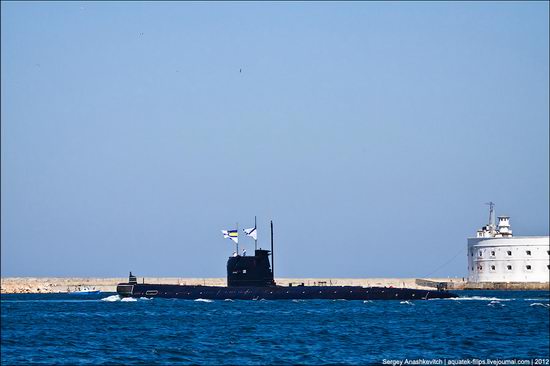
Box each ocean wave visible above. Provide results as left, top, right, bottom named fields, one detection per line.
left=529, top=303, right=550, bottom=308
left=446, top=296, right=512, bottom=302
left=121, top=297, right=137, bottom=302
left=400, top=301, right=414, bottom=305
left=224, top=299, right=234, bottom=302
left=194, top=298, right=213, bottom=303
left=487, top=300, right=505, bottom=307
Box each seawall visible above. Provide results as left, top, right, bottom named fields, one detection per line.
left=1, top=277, right=548, bottom=294
left=1, top=277, right=457, bottom=294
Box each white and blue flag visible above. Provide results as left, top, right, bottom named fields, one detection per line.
left=243, top=227, right=257, bottom=241
left=221, top=229, right=238, bottom=244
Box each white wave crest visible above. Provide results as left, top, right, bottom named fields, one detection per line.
left=194, top=298, right=213, bottom=303
left=400, top=300, right=414, bottom=305
left=447, top=296, right=512, bottom=301
left=363, top=300, right=373, bottom=303
left=530, top=303, right=550, bottom=308
left=224, top=299, right=234, bottom=302
left=139, top=297, right=152, bottom=300
left=101, top=295, right=121, bottom=302
left=121, top=297, right=137, bottom=302
left=487, top=300, right=505, bottom=307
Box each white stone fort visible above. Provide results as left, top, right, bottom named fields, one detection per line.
left=467, top=202, right=550, bottom=283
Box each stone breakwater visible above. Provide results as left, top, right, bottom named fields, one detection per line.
left=1, top=277, right=547, bottom=294
left=2, top=277, right=463, bottom=294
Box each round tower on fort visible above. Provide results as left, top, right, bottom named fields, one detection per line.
left=467, top=204, right=549, bottom=283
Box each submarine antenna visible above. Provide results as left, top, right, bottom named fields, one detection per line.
left=236, top=222, right=239, bottom=255
left=254, top=216, right=257, bottom=251
left=270, top=220, right=274, bottom=277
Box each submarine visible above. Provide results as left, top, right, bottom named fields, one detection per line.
left=117, top=221, right=458, bottom=300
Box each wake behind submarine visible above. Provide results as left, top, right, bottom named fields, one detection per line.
left=117, top=221, right=458, bottom=300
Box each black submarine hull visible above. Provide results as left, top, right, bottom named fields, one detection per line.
left=117, top=283, right=458, bottom=300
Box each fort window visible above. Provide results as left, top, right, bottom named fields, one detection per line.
left=507, top=251, right=512, bottom=256
left=479, top=251, right=483, bottom=257
left=526, top=265, right=532, bottom=270
left=526, top=250, right=531, bottom=256
left=491, top=251, right=495, bottom=256
left=507, top=265, right=512, bottom=270
left=490, top=265, right=495, bottom=271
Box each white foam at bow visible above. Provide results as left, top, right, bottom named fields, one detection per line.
left=101, top=295, right=121, bottom=302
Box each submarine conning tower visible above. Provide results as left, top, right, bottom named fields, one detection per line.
left=227, top=221, right=276, bottom=287
left=227, top=249, right=275, bottom=287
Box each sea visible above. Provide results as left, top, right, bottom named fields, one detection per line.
left=1, top=291, right=549, bottom=365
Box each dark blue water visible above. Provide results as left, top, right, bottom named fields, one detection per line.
left=2, top=291, right=549, bottom=365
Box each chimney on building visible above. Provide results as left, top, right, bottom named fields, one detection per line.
left=497, top=216, right=513, bottom=237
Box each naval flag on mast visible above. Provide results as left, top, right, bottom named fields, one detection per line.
left=221, top=229, right=238, bottom=244
left=243, top=227, right=257, bottom=241
left=244, top=216, right=258, bottom=251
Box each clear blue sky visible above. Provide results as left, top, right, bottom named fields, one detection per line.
left=2, top=2, right=548, bottom=278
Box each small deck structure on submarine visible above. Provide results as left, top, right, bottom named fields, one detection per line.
left=117, top=221, right=457, bottom=300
